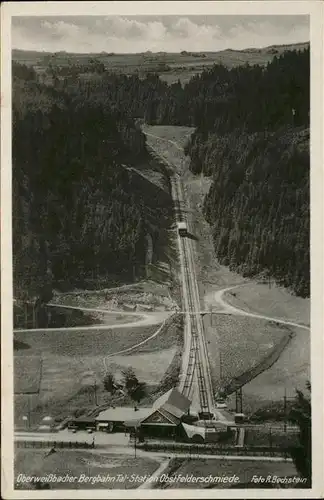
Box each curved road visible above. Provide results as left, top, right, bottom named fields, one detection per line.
left=214, top=285, right=309, bottom=330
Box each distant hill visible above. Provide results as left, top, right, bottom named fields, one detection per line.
left=12, top=41, right=309, bottom=65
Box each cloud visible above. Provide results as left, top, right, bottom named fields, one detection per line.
left=41, top=20, right=83, bottom=39
left=12, top=16, right=309, bottom=53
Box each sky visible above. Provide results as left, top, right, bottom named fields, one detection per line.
left=12, top=15, right=309, bottom=54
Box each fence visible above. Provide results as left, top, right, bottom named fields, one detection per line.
left=16, top=440, right=95, bottom=450
left=137, top=441, right=292, bottom=458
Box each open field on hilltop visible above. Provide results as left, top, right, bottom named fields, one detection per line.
left=14, top=448, right=159, bottom=490
left=224, top=284, right=310, bottom=326
left=13, top=43, right=309, bottom=85
left=161, top=458, right=298, bottom=489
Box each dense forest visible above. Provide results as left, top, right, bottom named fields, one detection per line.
left=185, top=50, right=310, bottom=297
left=13, top=46, right=309, bottom=299
left=12, top=65, right=172, bottom=301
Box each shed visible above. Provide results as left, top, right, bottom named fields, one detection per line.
left=68, top=416, right=96, bottom=431
left=95, top=407, right=151, bottom=432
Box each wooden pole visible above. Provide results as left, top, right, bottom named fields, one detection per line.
left=28, top=395, right=31, bottom=430
left=24, top=302, right=28, bottom=329
left=94, top=380, right=98, bottom=406
left=284, top=388, right=287, bottom=433
left=32, top=303, right=36, bottom=328
left=239, top=387, right=243, bottom=413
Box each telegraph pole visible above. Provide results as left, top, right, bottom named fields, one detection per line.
left=28, top=395, right=31, bottom=429
left=94, top=379, right=98, bottom=406
left=235, top=388, right=243, bottom=414
left=219, top=349, right=222, bottom=383
left=283, top=387, right=287, bottom=433
left=239, top=387, right=243, bottom=413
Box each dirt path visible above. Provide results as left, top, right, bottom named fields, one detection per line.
left=15, top=304, right=171, bottom=333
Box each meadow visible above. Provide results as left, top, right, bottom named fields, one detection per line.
left=164, top=458, right=298, bottom=489
left=14, top=325, right=158, bottom=357
left=14, top=315, right=182, bottom=426
left=14, top=448, right=159, bottom=490
left=224, top=284, right=310, bottom=326
left=13, top=42, right=309, bottom=86
left=204, top=314, right=291, bottom=391
left=14, top=356, right=42, bottom=394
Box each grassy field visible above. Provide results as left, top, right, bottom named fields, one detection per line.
left=239, top=324, right=310, bottom=412
left=244, top=428, right=299, bottom=448
left=224, top=284, right=310, bottom=326
left=14, top=325, right=159, bottom=357
left=14, top=448, right=159, bottom=490
left=13, top=43, right=309, bottom=85
left=163, top=458, right=298, bottom=489
left=14, top=356, right=42, bottom=394
left=204, top=314, right=290, bottom=392
left=14, top=347, right=178, bottom=426
left=14, top=314, right=182, bottom=426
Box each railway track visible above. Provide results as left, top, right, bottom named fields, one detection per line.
left=146, top=140, right=215, bottom=416
left=172, top=176, right=214, bottom=414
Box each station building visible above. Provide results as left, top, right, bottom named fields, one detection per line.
left=95, top=388, right=191, bottom=438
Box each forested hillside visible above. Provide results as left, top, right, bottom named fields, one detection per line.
left=184, top=49, right=310, bottom=297
left=13, top=46, right=310, bottom=299
left=12, top=67, right=172, bottom=300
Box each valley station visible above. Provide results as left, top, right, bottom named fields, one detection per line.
left=68, top=388, right=233, bottom=442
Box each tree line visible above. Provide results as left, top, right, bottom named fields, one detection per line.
left=184, top=49, right=309, bottom=297
left=13, top=47, right=309, bottom=297
left=12, top=70, right=171, bottom=301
